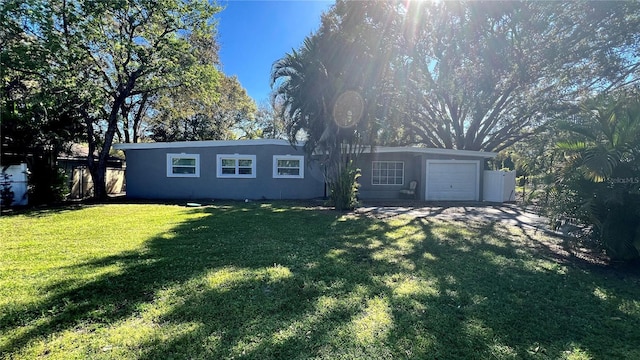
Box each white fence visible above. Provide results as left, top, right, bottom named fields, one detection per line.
left=483, top=170, right=516, bottom=203
left=1, top=163, right=29, bottom=206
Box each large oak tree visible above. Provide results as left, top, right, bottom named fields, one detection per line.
left=276, top=1, right=640, bottom=153
left=397, top=1, right=640, bottom=151
left=2, top=0, right=224, bottom=200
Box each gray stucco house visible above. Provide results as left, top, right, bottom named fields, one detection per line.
left=114, top=139, right=497, bottom=201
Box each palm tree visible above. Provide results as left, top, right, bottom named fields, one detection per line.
left=271, top=36, right=333, bottom=152
left=271, top=34, right=371, bottom=210
left=554, top=94, right=640, bottom=261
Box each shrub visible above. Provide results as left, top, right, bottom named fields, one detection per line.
left=548, top=94, right=640, bottom=262
left=28, top=162, right=68, bottom=205
left=328, top=161, right=360, bottom=211
left=0, top=172, right=14, bottom=207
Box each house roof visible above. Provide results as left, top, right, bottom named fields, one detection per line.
left=113, top=139, right=299, bottom=150
left=58, top=143, right=124, bottom=161
left=371, top=146, right=497, bottom=158
left=113, top=139, right=496, bottom=158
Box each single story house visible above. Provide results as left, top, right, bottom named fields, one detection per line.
left=113, top=139, right=498, bottom=201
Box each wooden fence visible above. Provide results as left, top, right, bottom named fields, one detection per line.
left=70, top=167, right=125, bottom=199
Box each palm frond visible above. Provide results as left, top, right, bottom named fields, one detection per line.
left=556, top=141, right=588, bottom=151
left=580, top=145, right=620, bottom=182
left=556, top=122, right=598, bottom=142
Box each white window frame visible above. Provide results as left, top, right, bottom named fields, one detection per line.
left=216, top=154, right=256, bottom=178
left=167, top=153, right=200, bottom=178
left=372, top=161, right=404, bottom=185
left=273, top=155, right=305, bottom=179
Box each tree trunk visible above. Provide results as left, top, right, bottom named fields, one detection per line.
left=91, top=90, right=134, bottom=200
left=85, top=139, right=107, bottom=201
left=94, top=100, right=124, bottom=200
left=132, top=93, right=149, bottom=143
left=121, top=101, right=131, bottom=144
left=85, top=112, right=99, bottom=200
left=91, top=70, right=140, bottom=200
left=92, top=163, right=107, bottom=200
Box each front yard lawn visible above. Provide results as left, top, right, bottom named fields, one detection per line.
left=1, top=203, right=639, bottom=359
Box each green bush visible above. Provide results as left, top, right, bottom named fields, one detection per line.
left=328, top=161, right=360, bottom=211
left=545, top=167, right=640, bottom=261
left=28, top=162, right=68, bottom=205
left=597, top=193, right=640, bottom=261
left=545, top=93, right=640, bottom=262
left=0, top=172, right=15, bottom=207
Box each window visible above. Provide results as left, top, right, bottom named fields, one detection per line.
left=217, top=154, right=256, bottom=178
left=167, top=154, right=200, bottom=177
left=372, top=161, right=404, bottom=185
left=273, top=155, right=304, bottom=179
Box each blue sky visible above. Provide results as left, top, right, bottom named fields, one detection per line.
left=215, top=0, right=334, bottom=104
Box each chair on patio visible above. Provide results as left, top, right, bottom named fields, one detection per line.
left=399, top=180, right=418, bottom=199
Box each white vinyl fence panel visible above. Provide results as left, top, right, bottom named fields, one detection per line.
left=483, top=170, right=516, bottom=203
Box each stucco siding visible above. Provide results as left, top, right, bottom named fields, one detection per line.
left=117, top=140, right=496, bottom=201
left=357, top=152, right=490, bottom=201
left=124, top=144, right=324, bottom=200
left=357, top=152, right=422, bottom=200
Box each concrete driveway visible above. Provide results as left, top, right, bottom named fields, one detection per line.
left=355, top=202, right=549, bottom=231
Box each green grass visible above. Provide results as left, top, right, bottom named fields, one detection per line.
left=1, top=203, right=639, bottom=359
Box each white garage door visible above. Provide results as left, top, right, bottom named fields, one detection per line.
left=426, top=160, right=479, bottom=201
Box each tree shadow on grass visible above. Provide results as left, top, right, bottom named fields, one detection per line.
left=1, top=204, right=342, bottom=357
left=389, top=217, right=640, bottom=358
left=1, top=203, right=89, bottom=218
left=2, top=204, right=640, bottom=359
left=138, top=213, right=640, bottom=359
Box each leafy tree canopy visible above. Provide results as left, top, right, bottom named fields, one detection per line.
left=2, top=0, right=225, bottom=200
left=275, top=0, right=640, bottom=152
left=149, top=74, right=256, bottom=142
